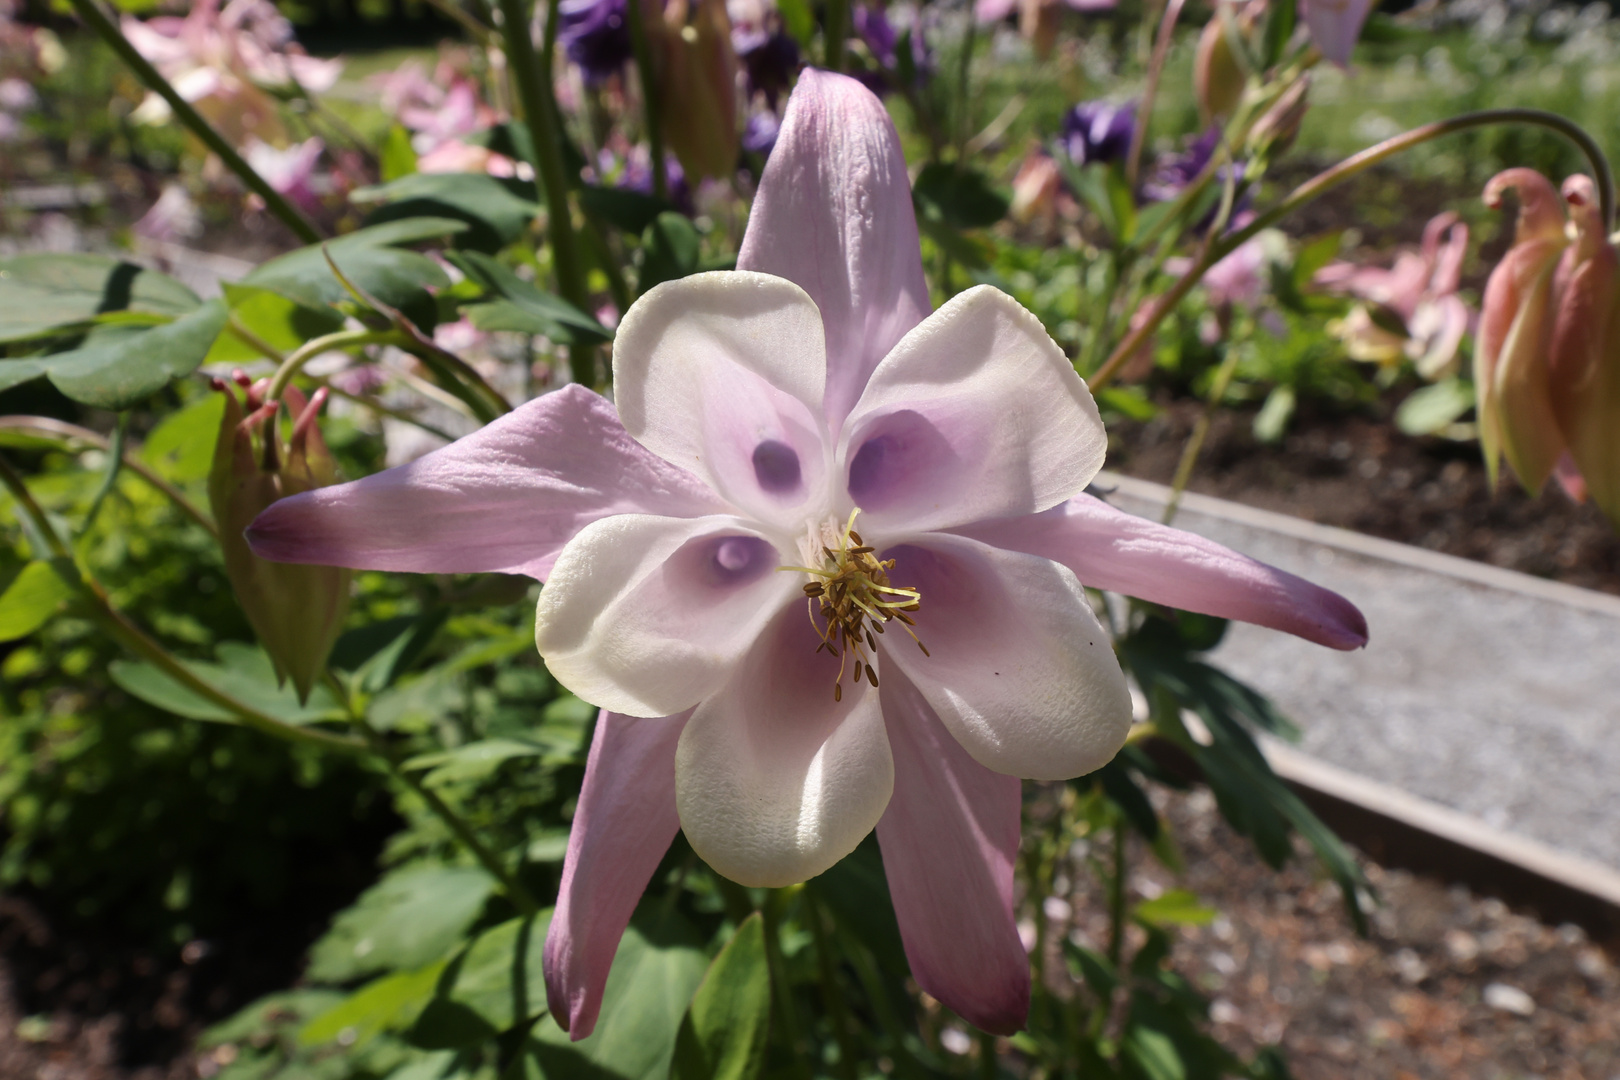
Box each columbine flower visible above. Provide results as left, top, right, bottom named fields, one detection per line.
left=1299, top=0, right=1375, bottom=67
left=243, top=136, right=325, bottom=213
left=1475, top=168, right=1569, bottom=495
left=1316, top=211, right=1473, bottom=379
left=1061, top=100, right=1135, bottom=168
left=1544, top=175, right=1620, bottom=524
left=558, top=0, right=634, bottom=84
left=247, top=71, right=1365, bottom=1035
left=122, top=0, right=341, bottom=147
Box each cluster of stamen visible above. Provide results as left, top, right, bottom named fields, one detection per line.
left=779, top=510, right=927, bottom=702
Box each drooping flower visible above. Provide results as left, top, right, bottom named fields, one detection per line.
left=976, top=0, right=1117, bottom=58
left=1061, top=100, right=1135, bottom=168
left=1547, top=175, right=1620, bottom=524
left=212, top=375, right=350, bottom=702
left=558, top=0, right=635, bottom=84
left=851, top=4, right=931, bottom=94
left=651, top=0, right=741, bottom=180
left=1315, top=211, right=1473, bottom=379
left=1298, top=0, right=1376, bottom=67
left=247, top=71, right=1366, bottom=1036
left=1194, top=8, right=1246, bottom=122
left=243, top=136, right=325, bottom=213
left=1476, top=168, right=1569, bottom=494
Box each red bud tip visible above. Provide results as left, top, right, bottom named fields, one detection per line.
left=232, top=369, right=253, bottom=387
left=209, top=376, right=228, bottom=392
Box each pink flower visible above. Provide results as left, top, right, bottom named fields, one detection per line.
left=1316, top=212, right=1473, bottom=378
left=247, top=71, right=1365, bottom=1036
left=244, top=136, right=325, bottom=212
left=1299, top=0, right=1376, bottom=67
left=122, top=0, right=341, bottom=147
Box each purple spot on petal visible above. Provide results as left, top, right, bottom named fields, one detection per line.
left=847, top=410, right=957, bottom=514
left=682, top=534, right=776, bottom=589
left=752, top=440, right=802, bottom=494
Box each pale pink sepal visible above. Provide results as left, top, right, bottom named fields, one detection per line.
left=955, top=495, right=1369, bottom=650
left=544, top=709, right=690, bottom=1039
left=736, top=70, right=931, bottom=431
left=1300, top=0, right=1377, bottom=67
left=246, top=385, right=725, bottom=581
left=875, top=667, right=1029, bottom=1035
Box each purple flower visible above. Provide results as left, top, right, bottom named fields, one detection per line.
left=734, top=28, right=800, bottom=107
left=1143, top=127, right=1251, bottom=229
left=852, top=4, right=931, bottom=94
left=741, top=110, right=781, bottom=156
left=558, top=0, right=634, bottom=84
left=248, top=71, right=1366, bottom=1039
left=1061, top=100, right=1135, bottom=167
left=617, top=147, right=695, bottom=215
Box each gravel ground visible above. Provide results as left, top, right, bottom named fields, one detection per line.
left=1059, top=788, right=1620, bottom=1080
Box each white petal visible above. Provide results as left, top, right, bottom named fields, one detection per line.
left=676, top=606, right=893, bottom=887
left=612, top=271, right=833, bottom=529
left=876, top=533, right=1131, bottom=780
left=838, top=286, right=1107, bottom=533
left=535, top=514, right=798, bottom=718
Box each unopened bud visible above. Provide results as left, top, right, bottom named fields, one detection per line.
left=1194, top=10, right=1246, bottom=123
left=1547, top=174, right=1620, bottom=525
left=1475, top=168, right=1570, bottom=495
left=208, top=379, right=350, bottom=702
left=1247, top=74, right=1309, bottom=159
left=654, top=0, right=740, bottom=181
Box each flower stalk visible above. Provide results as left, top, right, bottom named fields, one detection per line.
left=65, top=0, right=322, bottom=245
left=1091, top=108, right=1617, bottom=390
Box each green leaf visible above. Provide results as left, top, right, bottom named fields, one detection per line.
left=912, top=162, right=1010, bottom=230
left=1092, top=760, right=1160, bottom=840
left=354, top=173, right=541, bottom=254
left=1259, top=0, right=1296, bottom=69
left=404, top=737, right=557, bottom=785
left=242, top=217, right=465, bottom=327
left=204, top=283, right=345, bottom=365
left=108, top=641, right=344, bottom=725
left=141, top=393, right=227, bottom=483
left=775, top=0, right=814, bottom=44
left=381, top=124, right=419, bottom=182
left=1062, top=941, right=1119, bottom=1000
left=1095, top=385, right=1160, bottom=422
left=638, top=212, right=702, bottom=294
left=1133, top=889, right=1216, bottom=928
left=1395, top=378, right=1474, bottom=436
left=1252, top=384, right=1296, bottom=444
left=579, top=186, right=677, bottom=236
left=451, top=251, right=611, bottom=344
left=307, top=865, right=497, bottom=984
left=6, top=299, right=229, bottom=409
left=0, top=253, right=199, bottom=344
left=432, top=911, right=553, bottom=1037
left=302, top=962, right=448, bottom=1048
left=529, top=903, right=708, bottom=1079
left=671, top=913, right=771, bottom=1080
left=0, top=560, right=75, bottom=642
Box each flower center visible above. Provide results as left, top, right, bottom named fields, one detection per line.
left=779, top=510, right=928, bottom=701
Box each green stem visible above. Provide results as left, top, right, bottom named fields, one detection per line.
left=804, top=891, right=859, bottom=1080
left=66, top=0, right=321, bottom=245
left=0, top=417, right=216, bottom=538
left=499, top=0, right=590, bottom=348
left=79, top=412, right=127, bottom=534
left=1106, top=820, right=1128, bottom=967
left=825, top=0, right=849, bottom=72
left=953, top=15, right=978, bottom=156
left=1092, top=108, right=1617, bottom=390
left=266, top=329, right=395, bottom=403
left=626, top=0, right=668, bottom=200
left=761, top=886, right=812, bottom=1078
left=318, top=381, right=461, bottom=443
left=1124, top=0, right=1186, bottom=190
left=0, top=456, right=364, bottom=755
left=1161, top=346, right=1240, bottom=526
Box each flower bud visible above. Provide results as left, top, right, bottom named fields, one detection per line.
left=209, top=375, right=351, bottom=702
left=1548, top=175, right=1620, bottom=524
left=654, top=0, right=741, bottom=181
left=1009, top=149, right=1062, bottom=224
left=1246, top=74, right=1309, bottom=160
left=1194, top=10, right=1246, bottom=123
left=1475, top=168, right=1569, bottom=495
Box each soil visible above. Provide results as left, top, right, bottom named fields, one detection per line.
left=1105, top=396, right=1620, bottom=596
left=1058, top=787, right=1620, bottom=1080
